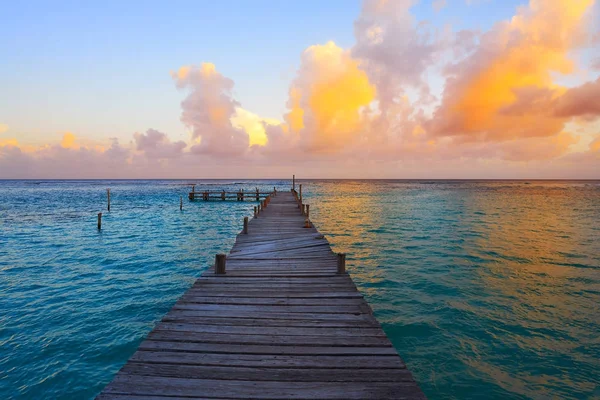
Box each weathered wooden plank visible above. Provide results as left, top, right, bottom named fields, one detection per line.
left=147, top=330, right=393, bottom=347
left=155, top=323, right=386, bottom=337
left=138, top=341, right=396, bottom=355
left=120, top=363, right=416, bottom=382
left=103, top=375, right=426, bottom=399
left=161, top=315, right=378, bottom=328
left=130, top=351, right=406, bottom=368
left=175, top=291, right=363, bottom=298
left=172, top=303, right=369, bottom=314
left=175, top=296, right=364, bottom=306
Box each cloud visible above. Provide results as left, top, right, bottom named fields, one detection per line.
left=133, top=129, right=187, bottom=159
left=284, top=41, right=376, bottom=152
left=0, top=137, right=133, bottom=179
left=429, top=0, right=595, bottom=142
left=0, top=123, right=8, bottom=134
left=353, top=0, right=441, bottom=109
left=230, top=108, right=280, bottom=147
left=553, top=77, right=600, bottom=118
left=61, top=132, right=78, bottom=149
left=172, top=63, right=249, bottom=156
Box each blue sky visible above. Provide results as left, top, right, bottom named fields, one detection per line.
left=0, top=0, right=528, bottom=145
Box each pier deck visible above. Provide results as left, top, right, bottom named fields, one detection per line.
left=97, top=190, right=425, bottom=399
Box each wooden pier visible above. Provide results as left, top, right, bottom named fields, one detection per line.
left=188, top=186, right=275, bottom=202
left=97, top=189, right=425, bottom=399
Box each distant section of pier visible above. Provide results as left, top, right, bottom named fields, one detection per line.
left=188, top=186, right=275, bottom=202
left=97, top=180, right=425, bottom=399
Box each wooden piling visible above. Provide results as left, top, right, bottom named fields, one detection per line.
left=243, top=216, right=249, bottom=234
left=107, top=189, right=111, bottom=211
left=97, top=213, right=102, bottom=230
left=337, top=253, right=346, bottom=274
left=221, top=190, right=225, bottom=201
left=306, top=204, right=310, bottom=219
left=302, top=204, right=306, bottom=215
left=299, top=184, right=302, bottom=208
left=254, top=206, right=258, bottom=218
left=215, top=254, right=226, bottom=275
left=293, top=174, right=295, bottom=190
left=180, top=196, right=183, bottom=211
left=256, top=188, right=259, bottom=201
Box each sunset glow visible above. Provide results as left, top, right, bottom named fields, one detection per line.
left=1, top=0, right=599, bottom=178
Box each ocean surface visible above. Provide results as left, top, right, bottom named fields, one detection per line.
left=0, top=179, right=599, bottom=399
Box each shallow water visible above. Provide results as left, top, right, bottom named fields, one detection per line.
left=1, top=180, right=599, bottom=399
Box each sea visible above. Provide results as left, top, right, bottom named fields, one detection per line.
left=0, top=179, right=598, bottom=399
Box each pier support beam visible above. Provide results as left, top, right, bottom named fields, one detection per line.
left=107, top=189, right=111, bottom=211
left=337, top=253, right=346, bottom=274
left=293, top=175, right=295, bottom=191
left=299, top=184, right=302, bottom=208
left=215, top=254, right=226, bottom=275
left=243, top=217, right=248, bottom=234
left=97, top=213, right=102, bottom=230
left=254, top=206, right=258, bottom=218
left=180, top=196, right=183, bottom=211
left=306, top=204, right=310, bottom=219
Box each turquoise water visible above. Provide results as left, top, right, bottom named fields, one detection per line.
left=1, top=180, right=599, bottom=399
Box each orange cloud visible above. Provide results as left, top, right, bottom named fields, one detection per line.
left=61, top=132, right=78, bottom=149
left=0, top=138, right=19, bottom=147
left=431, top=0, right=595, bottom=141
left=285, top=41, right=376, bottom=151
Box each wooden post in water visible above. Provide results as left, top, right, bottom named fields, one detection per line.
left=221, top=190, right=225, bottom=201
left=243, top=217, right=248, bottom=234
left=241, top=189, right=244, bottom=201
left=180, top=196, right=183, bottom=211
left=256, top=188, right=259, bottom=201
left=215, top=254, right=226, bottom=275
left=306, top=204, right=310, bottom=219
left=337, top=253, right=346, bottom=274
left=254, top=206, right=258, bottom=218
left=107, top=189, right=111, bottom=211
left=97, top=213, right=102, bottom=230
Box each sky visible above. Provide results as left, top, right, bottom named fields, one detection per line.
left=1, top=0, right=599, bottom=178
